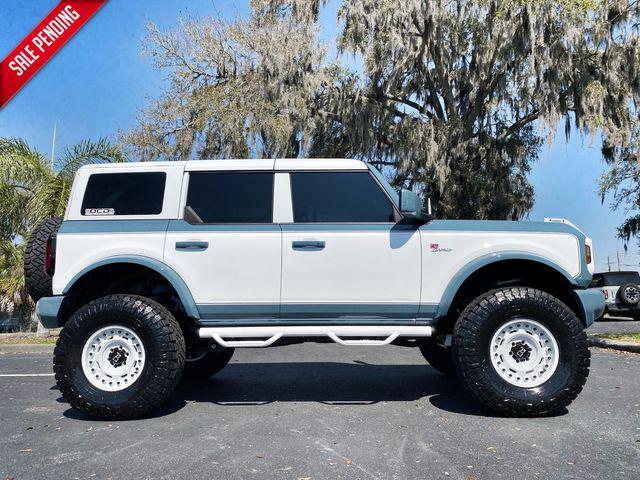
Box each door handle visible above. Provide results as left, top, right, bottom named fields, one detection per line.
left=292, top=240, right=325, bottom=250
left=175, top=241, right=209, bottom=251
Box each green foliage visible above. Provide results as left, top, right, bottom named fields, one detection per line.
left=599, top=119, right=640, bottom=245
left=0, top=240, right=27, bottom=314
left=0, top=137, right=127, bottom=321
left=593, top=332, right=640, bottom=343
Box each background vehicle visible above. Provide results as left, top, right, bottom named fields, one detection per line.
left=26, top=159, right=604, bottom=420
left=0, top=316, right=21, bottom=333
left=591, top=271, right=640, bottom=319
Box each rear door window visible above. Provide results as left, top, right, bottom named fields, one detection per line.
left=81, top=172, right=166, bottom=216
left=186, top=172, right=274, bottom=223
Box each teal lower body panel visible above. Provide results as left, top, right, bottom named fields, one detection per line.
left=197, top=304, right=279, bottom=319
left=572, top=288, right=605, bottom=327
left=196, top=303, right=437, bottom=327
left=279, top=303, right=419, bottom=319
left=197, top=318, right=435, bottom=327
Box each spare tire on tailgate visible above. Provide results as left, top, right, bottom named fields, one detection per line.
left=24, top=217, right=63, bottom=302
left=618, top=283, right=640, bottom=306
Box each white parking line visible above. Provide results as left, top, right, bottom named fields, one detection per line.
left=0, top=373, right=54, bottom=377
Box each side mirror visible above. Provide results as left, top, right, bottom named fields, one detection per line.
left=399, top=189, right=426, bottom=220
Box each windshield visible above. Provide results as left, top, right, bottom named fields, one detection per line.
left=366, top=163, right=399, bottom=207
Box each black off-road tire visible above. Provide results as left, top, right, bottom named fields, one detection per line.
left=183, top=346, right=234, bottom=381
left=452, top=287, right=590, bottom=417
left=24, top=216, right=62, bottom=302
left=54, top=295, right=186, bottom=420
left=419, top=340, right=456, bottom=377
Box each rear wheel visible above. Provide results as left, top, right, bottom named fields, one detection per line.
left=54, top=295, right=185, bottom=420
left=183, top=340, right=234, bottom=381
left=452, top=287, right=590, bottom=417
left=24, top=217, right=62, bottom=302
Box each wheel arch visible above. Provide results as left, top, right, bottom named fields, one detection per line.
left=62, top=256, right=199, bottom=321
left=436, top=253, right=585, bottom=330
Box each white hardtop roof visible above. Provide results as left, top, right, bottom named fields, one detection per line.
left=185, top=158, right=367, bottom=171
left=80, top=158, right=368, bottom=172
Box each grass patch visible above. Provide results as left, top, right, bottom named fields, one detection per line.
left=0, top=335, right=58, bottom=345
left=593, top=332, right=640, bottom=344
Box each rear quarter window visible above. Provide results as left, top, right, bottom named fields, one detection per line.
left=81, top=172, right=166, bottom=216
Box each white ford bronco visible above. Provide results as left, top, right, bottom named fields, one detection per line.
left=28, top=159, right=604, bottom=419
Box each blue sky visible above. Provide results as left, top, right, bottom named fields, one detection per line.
left=0, top=0, right=636, bottom=272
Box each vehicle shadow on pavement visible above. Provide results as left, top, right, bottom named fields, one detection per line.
left=57, top=362, right=538, bottom=420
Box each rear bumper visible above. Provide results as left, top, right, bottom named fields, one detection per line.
left=35, top=296, right=65, bottom=329
left=573, top=288, right=605, bottom=327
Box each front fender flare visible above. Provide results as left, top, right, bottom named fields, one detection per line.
left=431, top=251, right=579, bottom=319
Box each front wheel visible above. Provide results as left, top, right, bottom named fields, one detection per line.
left=419, top=339, right=456, bottom=377
left=54, top=295, right=186, bottom=420
left=452, top=287, right=590, bottom=417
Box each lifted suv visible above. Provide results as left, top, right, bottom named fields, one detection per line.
left=28, top=159, right=604, bottom=419
left=591, top=271, right=640, bottom=319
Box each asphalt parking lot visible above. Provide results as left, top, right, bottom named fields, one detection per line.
left=1, top=345, right=639, bottom=480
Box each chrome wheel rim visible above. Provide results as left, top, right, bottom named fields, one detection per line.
left=625, top=286, right=639, bottom=302
left=81, top=325, right=146, bottom=392
left=489, top=319, right=559, bottom=388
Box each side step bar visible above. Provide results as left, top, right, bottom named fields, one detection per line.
left=198, top=325, right=433, bottom=348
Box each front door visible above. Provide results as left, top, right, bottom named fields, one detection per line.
left=280, top=171, right=422, bottom=321
left=164, top=169, right=281, bottom=320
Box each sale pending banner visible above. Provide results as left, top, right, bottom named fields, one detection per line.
left=0, top=1, right=107, bottom=108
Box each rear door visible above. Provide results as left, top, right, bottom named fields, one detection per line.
left=279, top=169, right=422, bottom=321
left=163, top=166, right=282, bottom=320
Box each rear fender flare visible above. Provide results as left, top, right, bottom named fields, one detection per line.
left=62, top=255, right=200, bottom=320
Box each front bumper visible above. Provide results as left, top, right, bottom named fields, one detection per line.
left=35, top=296, right=65, bottom=329
left=573, top=288, right=605, bottom=327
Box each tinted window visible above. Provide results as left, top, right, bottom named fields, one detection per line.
left=186, top=172, right=273, bottom=223
left=81, top=172, right=166, bottom=216
left=596, top=272, right=640, bottom=286
left=291, top=172, right=396, bottom=222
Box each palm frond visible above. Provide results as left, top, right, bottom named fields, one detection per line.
left=0, top=183, right=29, bottom=241
left=0, top=240, right=30, bottom=312
left=58, top=138, right=128, bottom=178
left=28, top=177, right=71, bottom=222
left=0, top=137, right=53, bottom=188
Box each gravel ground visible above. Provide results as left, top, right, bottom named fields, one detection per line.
left=1, top=345, right=639, bottom=480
